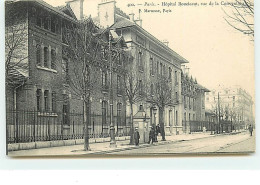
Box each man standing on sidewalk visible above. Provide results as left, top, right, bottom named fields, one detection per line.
left=249, top=124, right=253, bottom=136
left=134, top=128, right=140, bottom=146
left=148, top=127, right=155, bottom=144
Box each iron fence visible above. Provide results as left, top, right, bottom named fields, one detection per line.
left=182, top=120, right=216, bottom=133
left=6, top=109, right=131, bottom=144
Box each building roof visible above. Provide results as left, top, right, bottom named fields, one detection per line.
left=7, top=67, right=29, bottom=86
left=30, top=0, right=78, bottom=22
left=195, top=83, right=210, bottom=92
left=111, top=14, right=189, bottom=64
left=93, top=10, right=189, bottom=64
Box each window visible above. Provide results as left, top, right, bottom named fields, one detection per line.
left=117, top=53, right=122, bottom=66
left=117, top=103, right=122, bottom=127
left=36, top=44, right=41, bottom=65
left=102, top=101, right=108, bottom=126
left=36, top=14, right=42, bottom=27
left=52, top=91, right=56, bottom=112
left=44, top=90, right=49, bottom=111
left=193, top=99, right=195, bottom=110
left=36, top=89, right=41, bottom=111
left=169, top=110, right=172, bottom=126
left=62, top=58, right=69, bottom=83
left=139, top=79, right=143, bottom=95
left=138, top=51, right=143, bottom=71
left=189, top=97, right=191, bottom=109
left=117, top=75, right=121, bottom=94
left=169, top=67, right=172, bottom=80
left=175, top=71, right=178, bottom=85
left=233, top=96, right=235, bottom=101
left=184, top=96, right=187, bottom=108
left=44, top=17, right=50, bottom=30
left=150, top=83, right=154, bottom=96
left=51, top=49, right=56, bottom=69
left=175, top=111, right=178, bottom=126
left=160, top=63, right=163, bottom=76
left=156, top=61, right=159, bottom=75
left=102, top=71, right=108, bottom=88
left=150, top=57, right=154, bottom=76
left=51, top=18, right=56, bottom=33
left=62, top=94, right=69, bottom=125
left=44, top=47, right=48, bottom=67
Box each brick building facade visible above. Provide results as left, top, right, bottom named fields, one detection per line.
left=6, top=0, right=130, bottom=143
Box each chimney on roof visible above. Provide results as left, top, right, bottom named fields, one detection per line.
left=129, top=13, right=135, bottom=22
left=135, top=19, right=142, bottom=27
left=66, top=0, right=84, bottom=20
left=162, top=39, right=169, bottom=47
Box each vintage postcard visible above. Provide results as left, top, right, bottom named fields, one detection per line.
left=5, top=0, right=255, bottom=157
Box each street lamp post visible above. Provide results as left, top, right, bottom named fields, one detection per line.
left=108, top=30, right=116, bottom=148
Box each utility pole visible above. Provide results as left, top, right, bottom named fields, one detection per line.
left=218, top=92, right=221, bottom=134
left=109, top=30, right=116, bottom=148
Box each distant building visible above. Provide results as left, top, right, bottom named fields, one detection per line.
left=205, top=86, right=254, bottom=129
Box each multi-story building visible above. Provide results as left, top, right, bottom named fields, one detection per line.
left=181, top=66, right=210, bottom=133
left=93, top=0, right=190, bottom=135
left=6, top=0, right=130, bottom=143
left=205, top=85, right=254, bottom=129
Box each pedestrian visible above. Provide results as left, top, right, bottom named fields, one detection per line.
left=249, top=124, right=253, bottom=136
left=148, top=127, right=155, bottom=144
left=156, top=124, right=161, bottom=136
left=134, top=128, right=140, bottom=146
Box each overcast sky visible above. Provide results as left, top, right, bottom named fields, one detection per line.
left=45, top=0, right=255, bottom=101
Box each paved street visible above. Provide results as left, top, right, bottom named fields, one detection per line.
left=8, top=131, right=254, bottom=156
left=104, top=132, right=255, bottom=155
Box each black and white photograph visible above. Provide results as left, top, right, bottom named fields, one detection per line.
left=5, top=0, right=255, bottom=157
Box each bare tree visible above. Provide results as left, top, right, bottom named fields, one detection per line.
left=62, top=18, right=102, bottom=151
left=122, top=53, right=143, bottom=145
left=222, top=0, right=254, bottom=41
left=147, top=77, right=173, bottom=141
left=5, top=2, right=28, bottom=86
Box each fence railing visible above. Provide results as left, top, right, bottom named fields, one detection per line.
left=6, top=109, right=131, bottom=144
left=182, top=120, right=216, bottom=133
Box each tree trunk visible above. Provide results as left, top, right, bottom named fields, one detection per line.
left=159, top=106, right=166, bottom=141
left=129, top=103, right=134, bottom=145
left=84, top=98, right=91, bottom=151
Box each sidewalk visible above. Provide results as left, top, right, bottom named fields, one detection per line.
left=8, top=132, right=218, bottom=157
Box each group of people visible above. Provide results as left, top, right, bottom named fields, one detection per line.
left=148, top=124, right=161, bottom=144
left=133, top=124, right=162, bottom=146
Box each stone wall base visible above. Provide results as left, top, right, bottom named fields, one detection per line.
left=8, top=136, right=131, bottom=152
